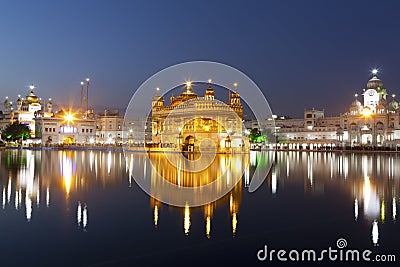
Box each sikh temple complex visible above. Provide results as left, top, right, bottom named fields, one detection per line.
left=151, top=81, right=248, bottom=152
left=263, top=70, right=400, bottom=149
left=0, top=85, right=97, bottom=145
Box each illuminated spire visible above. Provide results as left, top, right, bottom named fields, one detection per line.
left=185, top=81, right=192, bottom=91
left=206, top=216, right=211, bottom=238
left=29, top=84, right=35, bottom=91
left=184, top=204, right=191, bottom=235
left=154, top=205, right=159, bottom=228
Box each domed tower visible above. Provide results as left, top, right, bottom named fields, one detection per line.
left=151, top=88, right=165, bottom=108
left=47, top=98, right=53, bottom=113
left=229, top=83, right=243, bottom=118
left=204, top=79, right=215, bottom=100
left=366, top=69, right=387, bottom=99
left=387, top=94, right=399, bottom=114
left=16, top=95, right=22, bottom=111
left=363, top=69, right=387, bottom=111
left=3, top=97, right=11, bottom=112
left=349, top=94, right=363, bottom=115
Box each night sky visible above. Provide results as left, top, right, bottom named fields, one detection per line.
left=1, top=0, right=400, bottom=117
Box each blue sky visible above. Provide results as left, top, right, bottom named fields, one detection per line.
left=1, top=0, right=400, bottom=117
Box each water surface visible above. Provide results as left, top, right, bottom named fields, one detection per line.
left=0, top=149, right=399, bottom=266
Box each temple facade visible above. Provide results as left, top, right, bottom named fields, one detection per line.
left=0, top=86, right=53, bottom=138
left=151, top=81, right=248, bottom=152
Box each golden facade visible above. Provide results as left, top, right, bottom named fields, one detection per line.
left=151, top=82, right=248, bottom=152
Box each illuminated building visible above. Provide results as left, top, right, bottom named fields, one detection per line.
left=34, top=111, right=96, bottom=145
left=0, top=85, right=53, bottom=137
left=254, top=70, right=400, bottom=149
left=151, top=81, right=248, bottom=152
left=96, top=109, right=124, bottom=144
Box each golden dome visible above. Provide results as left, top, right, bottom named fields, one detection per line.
left=25, top=91, right=40, bottom=104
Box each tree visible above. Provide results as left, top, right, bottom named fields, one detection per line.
left=1, top=123, right=31, bottom=141
left=249, top=128, right=261, bottom=143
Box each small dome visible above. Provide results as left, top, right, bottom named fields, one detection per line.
left=351, top=99, right=362, bottom=108
left=25, top=91, right=39, bottom=104
left=387, top=99, right=399, bottom=112
left=205, top=85, right=214, bottom=94
left=204, top=84, right=215, bottom=99
left=366, top=75, right=383, bottom=90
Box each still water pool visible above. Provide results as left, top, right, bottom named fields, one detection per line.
left=0, top=149, right=399, bottom=266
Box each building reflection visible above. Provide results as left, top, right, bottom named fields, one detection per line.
left=274, top=151, right=400, bottom=246
left=146, top=152, right=245, bottom=238
left=1, top=149, right=399, bottom=242
left=0, top=149, right=126, bottom=228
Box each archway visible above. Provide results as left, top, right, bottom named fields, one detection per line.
left=183, top=135, right=195, bottom=152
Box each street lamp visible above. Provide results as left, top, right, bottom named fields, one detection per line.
left=80, top=81, right=84, bottom=116
left=86, top=78, right=90, bottom=118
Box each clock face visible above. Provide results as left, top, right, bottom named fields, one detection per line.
left=368, top=90, right=375, bottom=96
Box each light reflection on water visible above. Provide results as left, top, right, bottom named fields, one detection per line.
left=0, top=149, right=399, bottom=265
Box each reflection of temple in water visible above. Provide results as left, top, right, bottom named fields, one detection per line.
left=150, top=182, right=242, bottom=238
left=272, top=152, right=399, bottom=221
left=0, top=149, right=127, bottom=227
left=272, top=151, right=400, bottom=245
left=145, top=152, right=246, bottom=238
left=2, top=149, right=399, bottom=244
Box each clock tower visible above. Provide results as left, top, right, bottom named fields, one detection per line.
left=363, top=69, right=385, bottom=112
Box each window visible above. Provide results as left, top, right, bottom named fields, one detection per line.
left=53, top=128, right=56, bottom=132
left=45, top=128, right=48, bottom=132
left=86, top=129, right=89, bottom=133
left=90, top=129, right=93, bottom=133
left=82, top=129, right=85, bottom=133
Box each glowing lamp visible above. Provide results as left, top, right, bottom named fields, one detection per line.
left=64, top=113, right=75, bottom=123
left=362, top=107, right=372, bottom=117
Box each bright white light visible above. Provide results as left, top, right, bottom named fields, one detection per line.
left=29, top=84, right=35, bottom=90
left=208, top=79, right=212, bottom=84
left=86, top=78, right=90, bottom=82
left=89, top=137, right=95, bottom=144
left=156, top=87, right=160, bottom=91
left=372, top=69, right=378, bottom=75
left=372, top=221, right=379, bottom=245
left=64, top=113, right=74, bottom=123
left=80, top=81, right=84, bottom=85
